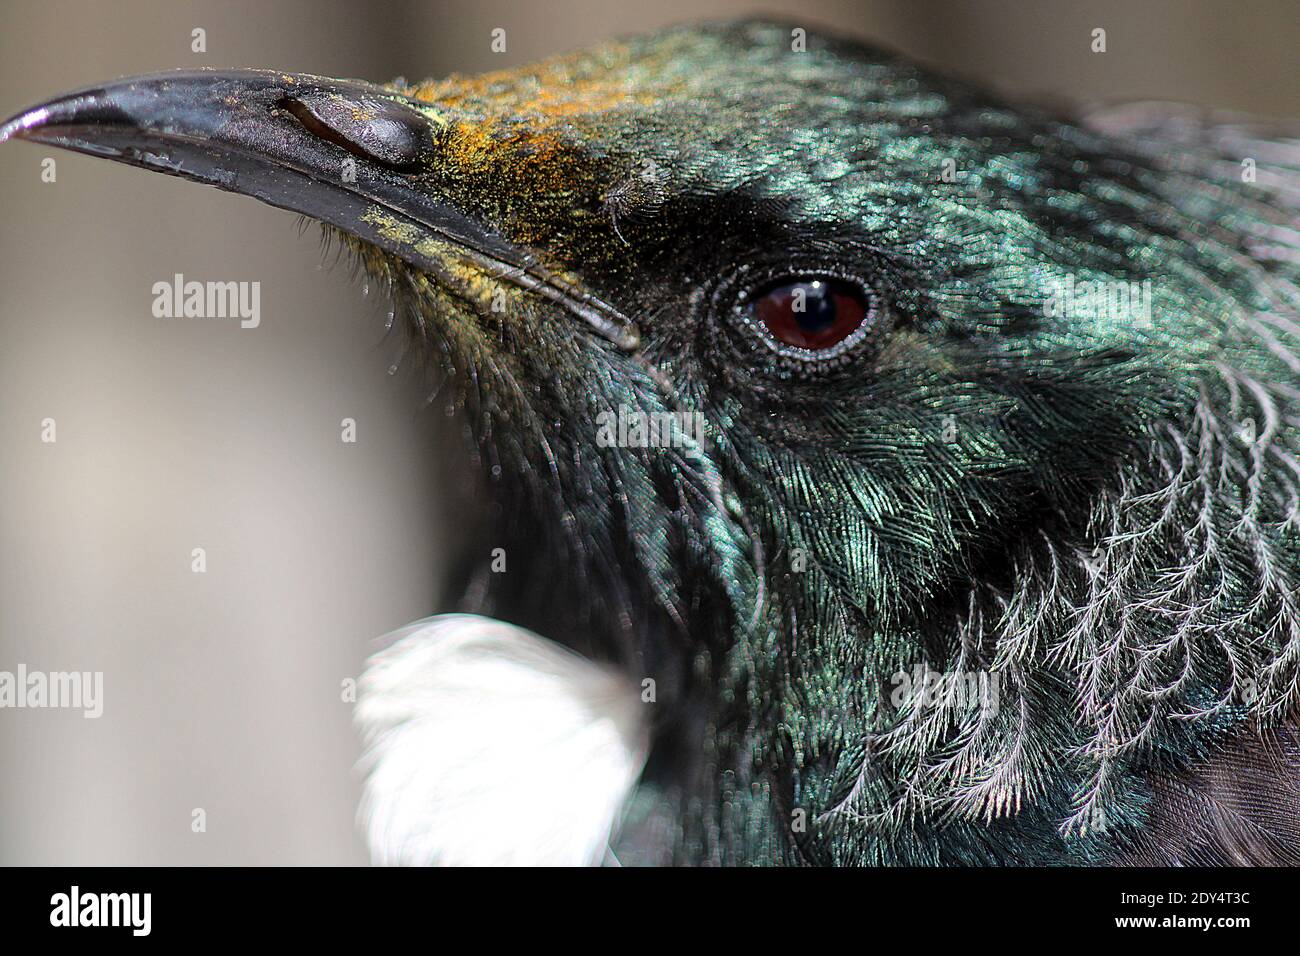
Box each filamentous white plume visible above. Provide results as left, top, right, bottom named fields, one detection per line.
left=355, top=614, right=648, bottom=866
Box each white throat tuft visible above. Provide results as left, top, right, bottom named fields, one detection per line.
left=355, top=614, right=648, bottom=866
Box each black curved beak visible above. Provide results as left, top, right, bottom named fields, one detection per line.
left=0, top=70, right=638, bottom=348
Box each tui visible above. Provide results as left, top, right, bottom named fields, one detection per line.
left=4, top=20, right=1299, bottom=866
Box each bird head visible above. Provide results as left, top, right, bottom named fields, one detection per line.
left=5, top=20, right=1298, bottom=865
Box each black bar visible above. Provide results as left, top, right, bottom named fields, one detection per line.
left=1, top=866, right=1281, bottom=941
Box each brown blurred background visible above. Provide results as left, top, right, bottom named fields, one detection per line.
left=1, top=0, right=1296, bottom=865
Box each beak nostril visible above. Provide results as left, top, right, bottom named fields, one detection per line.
left=279, top=92, right=428, bottom=171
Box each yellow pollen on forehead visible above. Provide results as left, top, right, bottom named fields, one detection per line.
left=425, top=121, right=597, bottom=233
left=402, top=41, right=677, bottom=127
left=394, top=37, right=704, bottom=198
left=443, top=119, right=571, bottom=173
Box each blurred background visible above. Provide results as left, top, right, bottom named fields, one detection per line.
left=1, top=0, right=1296, bottom=864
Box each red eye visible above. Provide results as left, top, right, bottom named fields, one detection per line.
left=752, top=278, right=871, bottom=351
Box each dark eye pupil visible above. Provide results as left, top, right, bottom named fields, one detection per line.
left=753, top=278, right=870, bottom=351
left=793, top=282, right=838, bottom=331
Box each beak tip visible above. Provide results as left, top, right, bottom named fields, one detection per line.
left=1, top=91, right=112, bottom=146
left=0, top=106, right=49, bottom=144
